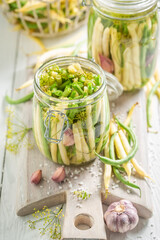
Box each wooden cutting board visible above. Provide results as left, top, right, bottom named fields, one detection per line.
left=16, top=89, right=152, bottom=240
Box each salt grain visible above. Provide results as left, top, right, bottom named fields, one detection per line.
left=74, top=170, right=80, bottom=175
left=78, top=182, right=84, bottom=186
left=76, top=204, right=82, bottom=208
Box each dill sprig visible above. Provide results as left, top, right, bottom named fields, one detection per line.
left=73, top=190, right=91, bottom=200
left=5, top=108, right=33, bottom=154
left=28, top=205, right=64, bottom=240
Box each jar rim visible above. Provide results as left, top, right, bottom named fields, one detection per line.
left=34, top=56, right=107, bottom=106
left=93, top=0, right=157, bottom=16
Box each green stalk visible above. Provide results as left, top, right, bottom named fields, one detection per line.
left=140, top=25, right=149, bottom=83
left=57, top=147, right=63, bottom=164
left=5, top=92, right=34, bottom=105
left=87, top=8, right=96, bottom=59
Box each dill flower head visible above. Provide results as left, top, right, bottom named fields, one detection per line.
left=5, top=107, right=33, bottom=154
left=27, top=205, right=64, bottom=240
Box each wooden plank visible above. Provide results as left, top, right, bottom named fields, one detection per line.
left=62, top=190, right=106, bottom=240
left=0, top=14, right=19, bottom=194
left=0, top=26, right=46, bottom=240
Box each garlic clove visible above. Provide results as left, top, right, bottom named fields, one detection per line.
left=117, top=213, right=130, bottom=233
left=51, top=167, right=65, bottom=183
left=104, top=211, right=118, bottom=232
left=120, top=199, right=134, bottom=207
left=63, top=128, right=74, bottom=147
left=99, top=54, right=114, bottom=73
left=31, top=170, right=42, bottom=185
left=125, top=209, right=139, bottom=230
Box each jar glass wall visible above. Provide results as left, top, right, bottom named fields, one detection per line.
left=88, top=0, right=159, bottom=91
left=33, top=56, right=110, bottom=165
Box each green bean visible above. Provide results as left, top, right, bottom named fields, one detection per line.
left=88, top=82, right=93, bottom=95
left=77, top=82, right=84, bottom=88
left=57, top=147, right=63, bottom=164
left=108, top=132, right=125, bottom=171
left=59, top=80, right=71, bottom=90
left=94, top=75, right=101, bottom=86
left=141, top=25, right=149, bottom=82
left=147, top=80, right=160, bottom=128
left=109, top=132, right=141, bottom=197
left=74, top=95, right=83, bottom=100
left=61, top=69, right=67, bottom=78
left=79, top=76, right=86, bottom=83
left=54, top=90, right=63, bottom=97
left=96, top=117, right=138, bottom=166
left=69, top=90, right=77, bottom=99
left=109, top=132, right=116, bottom=159
left=68, top=74, right=75, bottom=79
left=113, top=167, right=141, bottom=196
left=72, top=83, right=84, bottom=95
left=5, top=92, right=34, bottom=105
left=67, top=104, right=79, bottom=120
left=50, top=82, right=58, bottom=90
left=55, top=75, right=62, bottom=85
left=51, top=87, right=57, bottom=94
left=128, top=121, right=133, bottom=144
left=62, top=86, right=71, bottom=97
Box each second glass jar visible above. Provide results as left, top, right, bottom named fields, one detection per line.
left=88, top=0, right=159, bottom=91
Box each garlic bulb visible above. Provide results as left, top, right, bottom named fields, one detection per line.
left=104, top=200, right=139, bottom=233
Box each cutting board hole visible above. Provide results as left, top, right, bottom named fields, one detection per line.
left=74, top=214, right=94, bottom=230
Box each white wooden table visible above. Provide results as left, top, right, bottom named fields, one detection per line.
left=0, top=13, right=160, bottom=240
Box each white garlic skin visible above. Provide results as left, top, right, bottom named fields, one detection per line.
left=104, top=199, right=139, bottom=233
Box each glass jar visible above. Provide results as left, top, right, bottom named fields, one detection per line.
left=33, top=56, right=121, bottom=165
left=87, top=0, right=159, bottom=91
